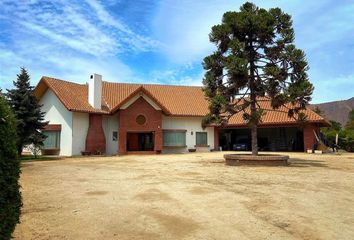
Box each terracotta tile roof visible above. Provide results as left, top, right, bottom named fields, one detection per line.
left=35, top=77, right=108, bottom=114
left=227, top=97, right=328, bottom=126
left=34, top=76, right=328, bottom=126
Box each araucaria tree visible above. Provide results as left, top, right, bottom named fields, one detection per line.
left=202, top=2, right=313, bottom=155
left=7, top=68, right=47, bottom=155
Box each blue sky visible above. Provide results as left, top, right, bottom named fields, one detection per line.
left=0, top=0, right=353, bottom=103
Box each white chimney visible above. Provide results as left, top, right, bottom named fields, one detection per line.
left=88, top=73, right=102, bottom=109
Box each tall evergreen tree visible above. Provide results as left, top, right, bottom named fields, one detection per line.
left=202, top=2, right=313, bottom=155
left=7, top=68, right=47, bottom=155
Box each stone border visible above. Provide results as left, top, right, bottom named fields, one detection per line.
left=224, top=154, right=289, bottom=166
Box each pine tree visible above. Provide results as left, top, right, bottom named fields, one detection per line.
left=202, top=2, right=313, bottom=155
left=6, top=68, right=47, bottom=155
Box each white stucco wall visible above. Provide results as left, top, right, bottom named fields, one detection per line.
left=162, top=116, right=214, bottom=153
left=103, top=113, right=119, bottom=155
left=72, top=112, right=89, bottom=155
left=39, top=89, right=73, bottom=156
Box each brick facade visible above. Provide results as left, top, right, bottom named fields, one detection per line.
left=118, top=97, right=163, bottom=154
left=85, top=114, right=106, bottom=154
left=303, top=124, right=320, bottom=151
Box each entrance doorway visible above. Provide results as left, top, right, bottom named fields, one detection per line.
left=127, top=132, right=154, bottom=151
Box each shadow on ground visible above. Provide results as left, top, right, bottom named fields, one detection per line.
left=288, top=158, right=328, bottom=168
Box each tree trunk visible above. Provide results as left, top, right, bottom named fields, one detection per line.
left=251, top=123, right=258, bottom=155
left=250, top=95, right=258, bottom=155
left=249, top=40, right=258, bottom=156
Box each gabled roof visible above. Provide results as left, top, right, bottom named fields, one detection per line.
left=227, top=97, right=328, bottom=126
left=34, top=76, right=209, bottom=116
left=34, top=76, right=329, bottom=126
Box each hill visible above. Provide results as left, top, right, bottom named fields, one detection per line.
left=311, top=97, right=354, bottom=126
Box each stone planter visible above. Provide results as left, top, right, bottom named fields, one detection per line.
left=41, top=149, right=60, bottom=156
left=224, top=154, right=289, bottom=166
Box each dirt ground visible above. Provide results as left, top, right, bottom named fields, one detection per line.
left=14, top=152, right=354, bottom=240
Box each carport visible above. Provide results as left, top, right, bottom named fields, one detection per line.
left=218, top=126, right=304, bottom=152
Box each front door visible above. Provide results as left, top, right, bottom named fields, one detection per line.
left=127, top=132, right=154, bottom=151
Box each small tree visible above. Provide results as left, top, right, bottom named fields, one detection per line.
left=7, top=68, right=47, bottom=155
left=0, top=95, right=22, bottom=240
left=202, top=2, right=313, bottom=155
left=345, top=109, right=354, bottom=130
left=343, top=109, right=354, bottom=152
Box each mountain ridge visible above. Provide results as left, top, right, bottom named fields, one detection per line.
left=311, top=97, right=354, bottom=126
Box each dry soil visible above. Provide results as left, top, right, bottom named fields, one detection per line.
left=14, top=152, right=354, bottom=240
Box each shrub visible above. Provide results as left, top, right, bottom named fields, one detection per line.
left=0, top=95, right=22, bottom=239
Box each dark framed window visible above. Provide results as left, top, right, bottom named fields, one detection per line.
left=43, top=131, right=60, bottom=149
left=112, top=131, right=118, bottom=141
left=196, top=132, right=207, bottom=146
left=163, top=130, right=186, bottom=147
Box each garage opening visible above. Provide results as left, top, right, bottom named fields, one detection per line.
left=218, top=127, right=304, bottom=152
left=127, top=132, right=154, bottom=151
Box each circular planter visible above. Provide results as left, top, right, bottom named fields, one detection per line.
left=224, top=154, right=289, bottom=166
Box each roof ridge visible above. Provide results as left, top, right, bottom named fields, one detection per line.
left=103, top=81, right=202, bottom=88
left=41, top=76, right=203, bottom=88
left=42, top=76, right=86, bottom=86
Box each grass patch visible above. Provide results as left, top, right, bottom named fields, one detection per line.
left=20, top=155, right=63, bottom=162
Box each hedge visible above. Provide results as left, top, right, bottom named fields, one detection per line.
left=0, top=95, right=22, bottom=239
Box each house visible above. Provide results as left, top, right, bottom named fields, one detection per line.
left=34, top=74, right=328, bottom=156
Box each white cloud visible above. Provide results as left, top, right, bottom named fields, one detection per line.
left=0, top=42, right=136, bottom=89
left=18, top=21, right=117, bottom=56
left=0, top=0, right=162, bottom=90
left=152, top=0, right=291, bottom=64
left=148, top=65, right=204, bottom=86
left=0, top=0, right=159, bottom=56
left=85, top=0, right=160, bottom=52
left=152, top=0, right=353, bottom=63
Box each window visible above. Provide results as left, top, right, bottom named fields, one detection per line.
left=163, top=130, right=186, bottom=147
left=42, top=131, right=60, bottom=149
left=196, top=132, right=208, bottom=146
left=136, top=115, right=146, bottom=125
left=112, top=131, right=118, bottom=141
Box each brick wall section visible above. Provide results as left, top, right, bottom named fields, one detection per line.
left=85, top=114, right=106, bottom=153
left=119, top=97, right=162, bottom=154
left=214, top=127, right=219, bottom=150
left=303, top=124, right=320, bottom=151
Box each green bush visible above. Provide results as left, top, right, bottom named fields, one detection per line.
left=322, top=127, right=354, bottom=152
left=0, top=95, right=22, bottom=239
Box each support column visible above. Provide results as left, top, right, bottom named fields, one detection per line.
left=303, top=124, right=319, bottom=151
left=214, top=127, right=219, bottom=151
left=154, top=129, right=163, bottom=152
left=118, top=129, right=126, bottom=154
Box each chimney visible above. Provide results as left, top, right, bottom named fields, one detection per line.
left=88, top=73, right=102, bottom=109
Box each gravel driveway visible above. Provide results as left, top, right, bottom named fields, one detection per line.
left=14, top=152, right=354, bottom=240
